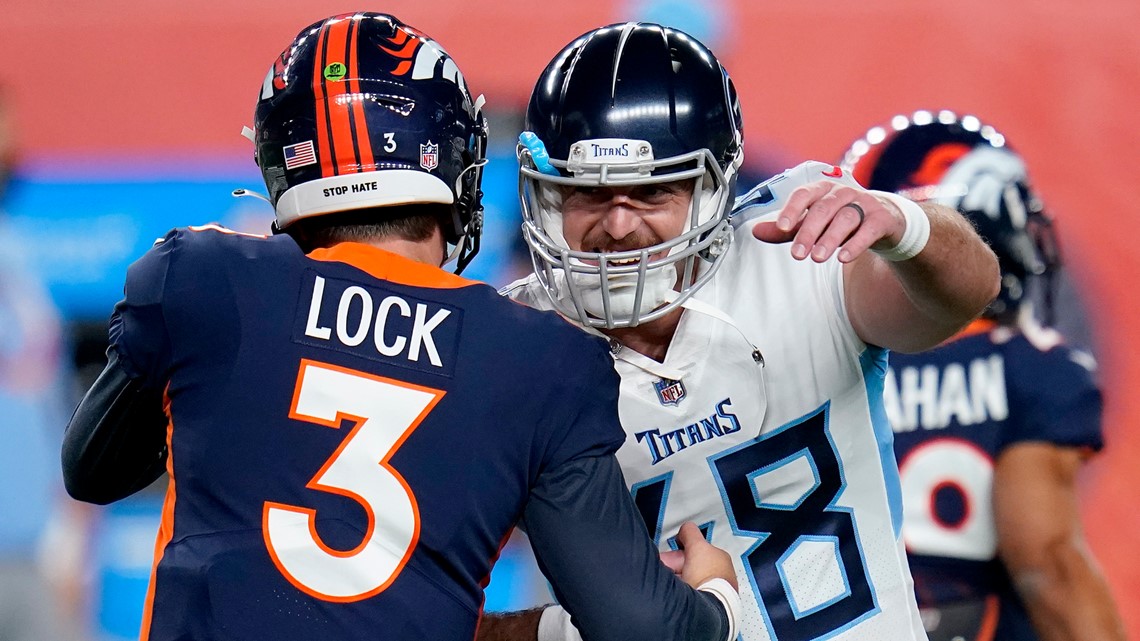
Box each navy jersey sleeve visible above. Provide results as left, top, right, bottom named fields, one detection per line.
left=61, top=231, right=178, bottom=504
left=62, top=349, right=169, bottom=504
left=520, top=329, right=728, bottom=641
left=1002, top=338, right=1103, bottom=451
left=108, top=229, right=177, bottom=388
left=523, top=455, right=729, bottom=641
left=539, top=331, right=627, bottom=470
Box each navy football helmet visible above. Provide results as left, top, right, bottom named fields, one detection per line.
left=841, top=110, right=1060, bottom=321
left=253, top=12, right=487, bottom=271
left=518, top=22, right=744, bottom=328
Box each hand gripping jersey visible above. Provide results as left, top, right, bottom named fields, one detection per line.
left=887, top=321, right=1103, bottom=641
left=105, top=227, right=628, bottom=641
left=503, top=161, right=927, bottom=641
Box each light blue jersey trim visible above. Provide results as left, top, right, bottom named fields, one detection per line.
left=860, top=346, right=903, bottom=538
left=776, top=535, right=852, bottom=620
left=748, top=448, right=820, bottom=512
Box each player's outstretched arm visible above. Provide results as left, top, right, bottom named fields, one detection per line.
left=993, top=443, right=1128, bottom=641
left=753, top=174, right=1000, bottom=352
left=61, top=349, right=169, bottom=504
left=478, top=455, right=739, bottom=641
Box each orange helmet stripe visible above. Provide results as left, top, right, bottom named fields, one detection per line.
left=909, top=142, right=972, bottom=188
left=323, top=16, right=356, bottom=175
left=380, top=36, right=419, bottom=59
left=312, top=20, right=336, bottom=177
left=348, top=17, right=374, bottom=171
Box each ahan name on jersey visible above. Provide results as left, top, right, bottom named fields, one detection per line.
left=884, top=354, right=1008, bottom=432
left=886, top=350, right=1008, bottom=563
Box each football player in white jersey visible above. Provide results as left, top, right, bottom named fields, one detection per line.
left=841, top=111, right=1127, bottom=641
left=479, top=23, right=998, bottom=641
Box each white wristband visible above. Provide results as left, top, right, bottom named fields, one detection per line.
left=698, top=577, right=741, bottom=641
left=537, top=605, right=582, bottom=641
left=869, top=190, right=931, bottom=261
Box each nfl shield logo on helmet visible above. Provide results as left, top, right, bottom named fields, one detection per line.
left=654, top=378, right=686, bottom=406
left=420, top=141, right=439, bottom=171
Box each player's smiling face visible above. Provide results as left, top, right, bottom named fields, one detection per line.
left=559, top=179, right=694, bottom=266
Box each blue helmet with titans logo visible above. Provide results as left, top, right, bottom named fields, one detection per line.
left=518, top=22, right=744, bottom=329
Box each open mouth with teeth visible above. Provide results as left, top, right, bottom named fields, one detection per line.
left=579, top=249, right=670, bottom=269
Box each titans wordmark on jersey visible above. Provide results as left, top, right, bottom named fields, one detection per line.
left=504, top=161, right=928, bottom=641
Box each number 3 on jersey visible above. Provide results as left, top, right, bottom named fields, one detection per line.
left=263, top=359, right=444, bottom=602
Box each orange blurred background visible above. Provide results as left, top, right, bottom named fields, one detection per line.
left=3, top=0, right=1137, bottom=632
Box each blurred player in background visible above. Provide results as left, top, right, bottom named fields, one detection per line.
left=486, top=22, right=999, bottom=641
left=0, top=83, right=89, bottom=641
left=60, top=13, right=743, bottom=641
left=841, top=110, right=1128, bottom=641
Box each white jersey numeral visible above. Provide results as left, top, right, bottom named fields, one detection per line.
left=263, top=359, right=444, bottom=601
left=898, top=438, right=997, bottom=561
left=636, top=405, right=877, bottom=641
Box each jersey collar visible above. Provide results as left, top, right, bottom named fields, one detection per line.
left=307, top=242, right=477, bottom=290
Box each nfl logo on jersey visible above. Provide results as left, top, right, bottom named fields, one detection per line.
left=653, top=378, right=686, bottom=406
left=420, top=141, right=439, bottom=171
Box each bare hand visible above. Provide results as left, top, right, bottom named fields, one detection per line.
left=674, top=521, right=737, bottom=591
left=751, top=181, right=906, bottom=263
left=660, top=549, right=685, bottom=575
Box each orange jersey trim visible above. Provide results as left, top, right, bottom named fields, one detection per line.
left=976, top=594, right=1000, bottom=641
left=139, top=387, right=178, bottom=641
left=308, top=242, right=480, bottom=290
left=941, top=318, right=999, bottom=346
left=473, top=528, right=516, bottom=640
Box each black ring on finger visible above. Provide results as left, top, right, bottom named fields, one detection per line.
left=841, top=202, right=865, bottom=225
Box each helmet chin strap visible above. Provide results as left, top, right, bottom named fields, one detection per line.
left=605, top=289, right=765, bottom=380
left=666, top=291, right=765, bottom=367
left=231, top=188, right=272, bottom=205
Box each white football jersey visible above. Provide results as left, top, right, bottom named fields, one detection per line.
left=502, top=161, right=927, bottom=641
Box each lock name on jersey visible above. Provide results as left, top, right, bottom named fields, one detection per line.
left=293, top=271, right=461, bottom=377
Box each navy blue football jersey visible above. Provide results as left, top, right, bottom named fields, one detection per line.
left=109, top=227, right=626, bottom=641
left=885, top=320, right=1103, bottom=640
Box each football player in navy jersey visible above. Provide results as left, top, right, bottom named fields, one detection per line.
left=60, top=13, right=745, bottom=641
left=841, top=111, right=1127, bottom=641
